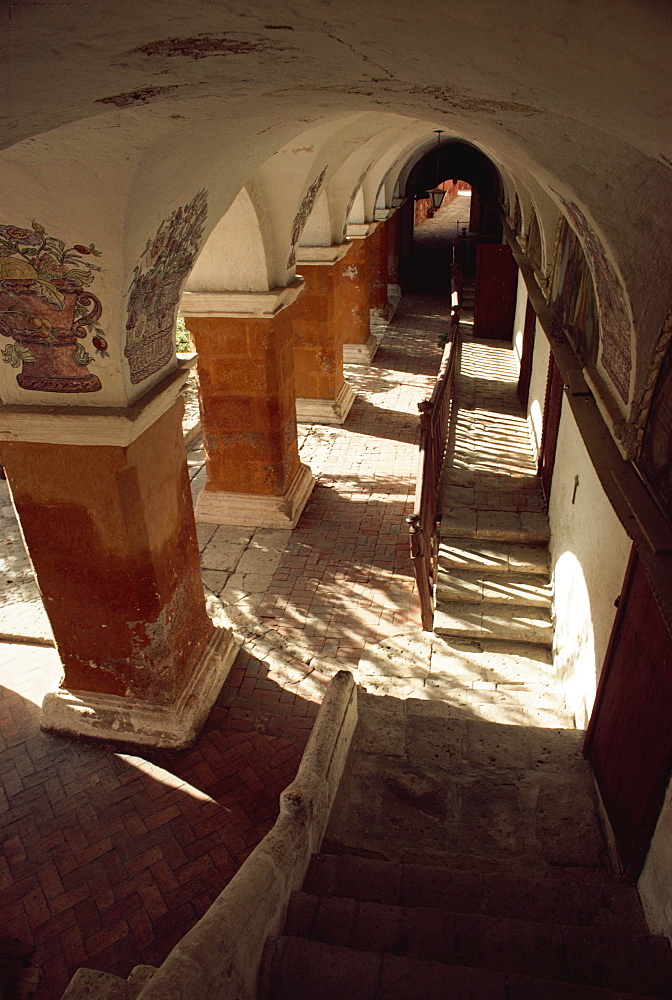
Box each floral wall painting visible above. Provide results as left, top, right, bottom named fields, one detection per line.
left=125, top=189, right=208, bottom=385
left=286, top=167, right=327, bottom=269
left=639, top=337, right=672, bottom=522
left=550, top=218, right=599, bottom=369
left=555, top=192, right=631, bottom=402
left=527, top=207, right=543, bottom=274
left=0, top=222, right=106, bottom=393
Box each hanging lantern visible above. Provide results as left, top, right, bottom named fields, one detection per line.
left=428, top=186, right=446, bottom=211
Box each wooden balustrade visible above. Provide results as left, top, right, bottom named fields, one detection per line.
left=407, top=330, right=460, bottom=630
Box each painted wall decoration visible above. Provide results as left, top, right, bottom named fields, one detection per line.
left=639, top=336, right=672, bottom=522
left=623, top=310, right=672, bottom=459
left=550, top=218, right=599, bottom=368
left=125, top=189, right=208, bottom=384
left=526, top=207, right=543, bottom=273
left=286, top=167, right=327, bottom=269
left=555, top=193, right=631, bottom=401
left=0, top=222, right=106, bottom=393
left=511, top=194, right=522, bottom=236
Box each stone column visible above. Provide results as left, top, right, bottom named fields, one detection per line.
left=293, top=245, right=355, bottom=425
left=384, top=207, right=402, bottom=303
left=0, top=367, right=237, bottom=748
left=368, top=220, right=393, bottom=323
left=339, top=232, right=378, bottom=365
left=182, top=281, right=315, bottom=528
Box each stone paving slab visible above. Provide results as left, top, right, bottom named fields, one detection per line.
left=324, top=736, right=606, bottom=879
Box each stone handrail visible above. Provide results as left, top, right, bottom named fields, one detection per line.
left=61, top=669, right=358, bottom=1000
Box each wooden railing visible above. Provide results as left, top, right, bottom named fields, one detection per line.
left=407, top=327, right=460, bottom=630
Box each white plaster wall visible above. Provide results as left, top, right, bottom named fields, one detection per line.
left=548, top=404, right=631, bottom=728
left=512, top=270, right=528, bottom=368
left=640, top=774, right=672, bottom=946
left=526, top=321, right=550, bottom=462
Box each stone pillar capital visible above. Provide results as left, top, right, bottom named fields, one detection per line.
left=180, top=278, right=303, bottom=320
left=0, top=356, right=196, bottom=447
left=296, top=244, right=351, bottom=266
left=345, top=222, right=378, bottom=239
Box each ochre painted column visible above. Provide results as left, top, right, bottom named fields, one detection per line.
left=368, top=220, right=393, bottom=322
left=387, top=205, right=402, bottom=298
left=293, top=245, right=355, bottom=425
left=339, top=236, right=377, bottom=365
left=0, top=387, right=237, bottom=748
left=182, top=284, right=315, bottom=527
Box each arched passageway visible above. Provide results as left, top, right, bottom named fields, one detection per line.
left=0, top=2, right=671, bottom=994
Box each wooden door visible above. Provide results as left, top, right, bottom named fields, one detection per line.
left=538, top=353, right=563, bottom=502
left=473, top=243, right=518, bottom=340
left=516, top=297, right=536, bottom=411
left=585, top=547, right=672, bottom=880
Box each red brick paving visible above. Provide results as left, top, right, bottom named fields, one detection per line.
left=0, top=284, right=450, bottom=998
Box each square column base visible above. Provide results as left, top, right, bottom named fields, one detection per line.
left=41, top=626, right=238, bottom=749
left=371, top=303, right=394, bottom=324
left=343, top=335, right=380, bottom=366
left=195, top=462, right=315, bottom=528
left=296, top=381, right=356, bottom=425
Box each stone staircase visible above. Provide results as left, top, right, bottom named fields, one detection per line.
left=434, top=507, right=553, bottom=649
left=431, top=335, right=560, bottom=726
left=258, top=338, right=672, bottom=997
left=261, top=856, right=672, bottom=998
left=68, top=848, right=672, bottom=1000
left=259, top=692, right=672, bottom=999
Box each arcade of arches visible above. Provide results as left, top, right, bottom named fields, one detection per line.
left=1, top=0, right=672, bottom=987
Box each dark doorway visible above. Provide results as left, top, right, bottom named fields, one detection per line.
left=585, top=546, right=672, bottom=880
left=473, top=243, right=518, bottom=340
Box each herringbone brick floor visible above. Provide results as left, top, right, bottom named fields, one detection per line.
left=0, top=271, right=451, bottom=997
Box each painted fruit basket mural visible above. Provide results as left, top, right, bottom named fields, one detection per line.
left=125, top=190, right=207, bottom=385
left=0, top=223, right=107, bottom=393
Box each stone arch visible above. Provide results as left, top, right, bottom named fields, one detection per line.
left=300, top=190, right=335, bottom=247
left=186, top=186, right=272, bottom=293
left=347, top=187, right=367, bottom=226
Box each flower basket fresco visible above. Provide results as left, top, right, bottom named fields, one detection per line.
left=0, top=223, right=107, bottom=393
left=124, top=190, right=208, bottom=385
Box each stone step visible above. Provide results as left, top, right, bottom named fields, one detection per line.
left=261, top=936, right=667, bottom=1000
left=282, top=894, right=672, bottom=995
left=439, top=538, right=549, bottom=575
left=357, top=684, right=574, bottom=728
left=433, top=601, right=553, bottom=645
left=440, top=507, right=550, bottom=543
left=303, top=855, right=648, bottom=935
left=430, top=636, right=553, bottom=683
left=436, top=567, right=552, bottom=607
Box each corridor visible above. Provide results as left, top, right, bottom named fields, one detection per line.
left=4, top=187, right=669, bottom=995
